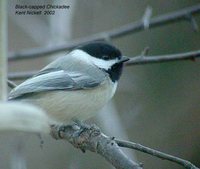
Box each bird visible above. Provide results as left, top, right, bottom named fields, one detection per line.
left=8, top=41, right=129, bottom=124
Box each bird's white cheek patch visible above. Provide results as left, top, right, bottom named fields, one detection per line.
left=90, top=57, right=118, bottom=70
left=71, top=49, right=118, bottom=70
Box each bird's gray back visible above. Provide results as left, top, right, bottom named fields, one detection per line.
left=9, top=52, right=107, bottom=100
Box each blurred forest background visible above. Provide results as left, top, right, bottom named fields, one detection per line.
left=1, top=0, right=200, bottom=169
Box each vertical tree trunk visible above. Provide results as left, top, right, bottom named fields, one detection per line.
left=0, top=0, right=7, bottom=101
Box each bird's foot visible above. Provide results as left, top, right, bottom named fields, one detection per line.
left=50, top=122, right=101, bottom=152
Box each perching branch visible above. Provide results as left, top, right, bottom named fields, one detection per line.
left=8, top=4, right=200, bottom=61
left=50, top=123, right=142, bottom=169
left=50, top=122, right=199, bottom=169
left=6, top=80, right=199, bottom=169
left=115, top=139, right=199, bottom=169
left=8, top=49, right=200, bottom=80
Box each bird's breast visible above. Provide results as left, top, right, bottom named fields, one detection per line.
left=25, top=79, right=117, bottom=124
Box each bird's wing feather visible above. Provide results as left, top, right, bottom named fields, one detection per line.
left=9, top=69, right=106, bottom=100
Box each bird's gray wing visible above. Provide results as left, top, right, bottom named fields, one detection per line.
left=8, top=69, right=106, bottom=100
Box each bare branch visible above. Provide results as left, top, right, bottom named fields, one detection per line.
left=8, top=4, right=200, bottom=61
left=50, top=122, right=199, bottom=169
left=142, top=6, right=153, bottom=29
left=140, top=47, right=150, bottom=56
left=8, top=71, right=36, bottom=80
left=7, top=80, right=17, bottom=88
left=50, top=123, right=142, bottom=169
left=8, top=49, right=200, bottom=80
left=115, top=139, right=199, bottom=169
left=185, top=14, right=199, bottom=32
left=126, top=49, right=200, bottom=66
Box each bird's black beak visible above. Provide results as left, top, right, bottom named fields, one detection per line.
left=117, top=56, right=130, bottom=64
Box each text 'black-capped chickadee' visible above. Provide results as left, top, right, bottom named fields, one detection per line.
left=9, top=42, right=129, bottom=124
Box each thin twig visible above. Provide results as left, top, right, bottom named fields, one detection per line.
left=142, top=6, right=153, bottom=29
left=8, top=49, right=200, bottom=80
left=8, top=71, right=36, bottom=80
left=115, top=139, right=199, bottom=169
left=126, top=49, right=200, bottom=66
left=185, top=14, right=199, bottom=32
left=8, top=4, right=200, bottom=61
left=7, top=80, right=17, bottom=88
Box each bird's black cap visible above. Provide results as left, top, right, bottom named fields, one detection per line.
left=77, top=41, right=122, bottom=60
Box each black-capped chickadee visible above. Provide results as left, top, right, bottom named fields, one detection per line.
left=9, top=42, right=129, bottom=124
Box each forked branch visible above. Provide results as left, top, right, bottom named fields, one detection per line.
left=8, top=49, right=200, bottom=80
left=8, top=4, right=200, bottom=61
